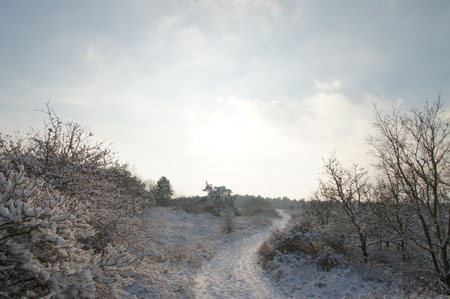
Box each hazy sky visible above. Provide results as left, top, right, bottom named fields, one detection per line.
left=1, top=0, right=450, bottom=199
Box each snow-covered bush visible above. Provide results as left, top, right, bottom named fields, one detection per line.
left=258, top=213, right=349, bottom=273
left=314, top=247, right=345, bottom=271
left=0, top=162, right=137, bottom=298
left=0, top=164, right=96, bottom=297
left=84, top=163, right=154, bottom=253
left=0, top=105, right=114, bottom=202
left=258, top=229, right=283, bottom=269
left=0, top=106, right=161, bottom=297
left=1, top=105, right=154, bottom=242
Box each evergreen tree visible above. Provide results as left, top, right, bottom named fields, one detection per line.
left=153, top=176, right=174, bottom=206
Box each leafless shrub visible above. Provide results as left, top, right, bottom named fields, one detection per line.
left=315, top=247, right=344, bottom=271
left=258, top=229, right=283, bottom=269
left=221, top=207, right=236, bottom=233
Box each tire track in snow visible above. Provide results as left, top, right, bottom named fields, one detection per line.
left=195, top=210, right=289, bottom=299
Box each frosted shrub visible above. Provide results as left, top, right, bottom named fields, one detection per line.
left=221, top=207, right=236, bottom=233
left=0, top=106, right=158, bottom=297
left=314, top=247, right=344, bottom=271
left=0, top=163, right=137, bottom=298
left=0, top=164, right=96, bottom=297
left=258, top=229, right=284, bottom=269
left=259, top=213, right=349, bottom=273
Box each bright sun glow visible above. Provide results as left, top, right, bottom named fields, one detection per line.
left=193, top=110, right=259, bottom=158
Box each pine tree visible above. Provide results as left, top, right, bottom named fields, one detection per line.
left=153, top=176, right=174, bottom=206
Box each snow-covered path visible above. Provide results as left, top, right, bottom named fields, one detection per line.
left=194, top=210, right=290, bottom=299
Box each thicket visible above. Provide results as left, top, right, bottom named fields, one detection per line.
left=0, top=105, right=155, bottom=298
left=234, top=194, right=303, bottom=210
left=259, top=99, right=450, bottom=294
left=238, top=196, right=279, bottom=217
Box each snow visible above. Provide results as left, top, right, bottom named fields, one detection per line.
left=135, top=208, right=420, bottom=298
left=194, top=210, right=289, bottom=299
left=266, top=252, right=409, bottom=298
left=125, top=207, right=277, bottom=298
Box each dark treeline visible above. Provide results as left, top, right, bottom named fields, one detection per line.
left=172, top=192, right=303, bottom=215
left=234, top=194, right=304, bottom=210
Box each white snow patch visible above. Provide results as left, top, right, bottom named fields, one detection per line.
left=195, top=210, right=289, bottom=298
left=126, top=207, right=276, bottom=298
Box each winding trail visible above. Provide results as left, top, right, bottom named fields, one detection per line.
left=194, top=210, right=290, bottom=299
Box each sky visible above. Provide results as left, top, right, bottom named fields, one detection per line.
left=1, top=0, right=450, bottom=199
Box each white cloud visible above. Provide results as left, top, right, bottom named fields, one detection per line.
left=314, top=80, right=342, bottom=91
left=178, top=91, right=382, bottom=198
left=3, top=0, right=447, bottom=199
left=70, top=90, right=389, bottom=199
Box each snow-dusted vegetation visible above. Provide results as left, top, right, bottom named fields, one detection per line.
left=134, top=207, right=275, bottom=297
left=259, top=99, right=450, bottom=297
left=4, top=100, right=450, bottom=298
left=258, top=211, right=435, bottom=298
left=2, top=0, right=450, bottom=297
left=0, top=106, right=154, bottom=298
left=0, top=105, right=280, bottom=297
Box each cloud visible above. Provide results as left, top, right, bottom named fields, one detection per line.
left=40, top=88, right=387, bottom=199
left=85, top=45, right=103, bottom=62
left=2, top=0, right=449, bottom=199
left=314, top=80, right=342, bottom=91
left=199, top=0, right=284, bottom=15
left=161, top=15, right=181, bottom=27
left=178, top=91, right=383, bottom=198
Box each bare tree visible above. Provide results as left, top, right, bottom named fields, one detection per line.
left=370, top=98, right=450, bottom=291
left=303, top=191, right=335, bottom=227
left=320, top=153, right=373, bottom=262
left=372, top=174, right=413, bottom=261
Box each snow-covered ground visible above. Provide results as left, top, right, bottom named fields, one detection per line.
left=262, top=217, right=434, bottom=298
left=125, top=207, right=276, bottom=298
left=266, top=253, right=413, bottom=298
left=126, top=207, right=429, bottom=298
left=194, top=210, right=290, bottom=298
